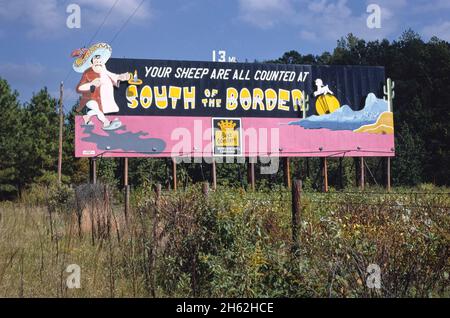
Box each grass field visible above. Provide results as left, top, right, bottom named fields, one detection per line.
left=0, top=184, right=448, bottom=297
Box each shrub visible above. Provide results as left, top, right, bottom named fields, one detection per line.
left=149, top=186, right=449, bottom=297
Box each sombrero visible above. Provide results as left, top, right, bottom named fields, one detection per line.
left=72, top=43, right=112, bottom=73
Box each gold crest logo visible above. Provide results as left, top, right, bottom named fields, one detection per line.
left=217, top=120, right=236, bottom=132
left=213, top=118, right=241, bottom=150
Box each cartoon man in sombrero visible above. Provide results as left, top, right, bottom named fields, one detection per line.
left=72, top=43, right=130, bottom=130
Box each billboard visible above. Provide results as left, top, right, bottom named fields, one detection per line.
left=73, top=44, right=394, bottom=158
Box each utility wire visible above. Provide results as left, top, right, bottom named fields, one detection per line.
left=86, top=0, right=121, bottom=47
left=110, top=0, right=146, bottom=44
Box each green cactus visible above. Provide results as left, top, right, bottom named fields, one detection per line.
left=383, top=77, right=395, bottom=112
left=300, top=90, right=310, bottom=118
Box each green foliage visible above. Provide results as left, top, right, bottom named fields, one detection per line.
left=146, top=186, right=449, bottom=297
left=46, top=183, right=75, bottom=214
left=0, top=185, right=448, bottom=297
left=393, top=124, right=425, bottom=185
left=0, top=78, right=22, bottom=199
left=63, top=103, right=89, bottom=185
left=34, top=171, right=70, bottom=186
left=130, top=158, right=171, bottom=188
left=17, top=88, right=59, bottom=189
left=97, top=158, right=119, bottom=186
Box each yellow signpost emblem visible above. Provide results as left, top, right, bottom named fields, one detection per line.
left=212, top=118, right=242, bottom=156
left=215, top=120, right=239, bottom=147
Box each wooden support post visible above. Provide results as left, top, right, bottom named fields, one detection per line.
left=211, top=159, right=217, bottom=190
left=323, top=158, right=328, bottom=192
left=124, top=185, right=130, bottom=224
left=150, top=183, right=161, bottom=298
left=360, top=157, right=365, bottom=190
left=284, top=157, right=291, bottom=189
left=339, top=157, right=344, bottom=190
left=124, top=157, right=129, bottom=223
left=291, top=179, right=302, bottom=251
left=155, top=183, right=162, bottom=198
left=57, top=81, right=63, bottom=186
left=202, top=181, right=209, bottom=196
left=124, top=157, right=128, bottom=186
left=248, top=158, right=255, bottom=191
left=306, top=158, right=310, bottom=178
left=172, top=158, right=177, bottom=191
left=91, top=158, right=97, bottom=184
left=387, top=157, right=391, bottom=192
left=247, top=159, right=250, bottom=183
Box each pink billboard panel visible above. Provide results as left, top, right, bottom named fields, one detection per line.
left=75, top=113, right=394, bottom=158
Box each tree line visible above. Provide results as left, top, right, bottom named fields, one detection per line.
left=0, top=30, right=449, bottom=199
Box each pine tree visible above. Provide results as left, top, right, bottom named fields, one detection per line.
left=0, top=78, right=22, bottom=198
left=18, top=88, right=59, bottom=188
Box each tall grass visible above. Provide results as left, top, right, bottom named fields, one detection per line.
left=0, top=184, right=448, bottom=297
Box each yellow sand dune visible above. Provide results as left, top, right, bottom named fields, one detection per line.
left=354, top=111, right=394, bottom=134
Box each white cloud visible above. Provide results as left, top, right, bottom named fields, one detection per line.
left=77, top=0, right=151, bottom=27
left=299, top=30, right=317, bottom=41
left=411, top=0, right=450, bottom=13
left=422, top=21, right=450, bottom=41
left=238, top=0, right=408, bottom=42
left=0, top=0, right=152, bottom=39
left=0, top=62, right=46, bottom=85
left=238, top=0, right=294, bottom=29
left=0, top=0, right=63, bottom=38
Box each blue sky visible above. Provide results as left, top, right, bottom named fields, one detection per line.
left=1, top=0, right=449, bottom=110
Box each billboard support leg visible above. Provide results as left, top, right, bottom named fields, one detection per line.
left=387, top=157, right=391, bottom=192
left=322, top=158, right=328, bottom=192
left=91, top=158, right=97, bottom=185
left=284, top=157, right=291, bottom=189
left=365, top=159, right=378, bottom=186
left=150, top=183, right=161, bottom=298
left=360, top=157, right=365, bottom=190
left=202, top=181, right=209, bottom=196
left=339, top=157, right=344, bottom=189
left=248, top=158, right=255, bottom=191
left=211, top=159, right=217, bottom=190
left=291, top=179, right=302, bottom=252
left=172, top=158, right=177, bottom=191
left=306, top=158, right=310, bottom=178
left=57, top=81, right=63, bottom=186
left=124, top=157, right=129, bottom=224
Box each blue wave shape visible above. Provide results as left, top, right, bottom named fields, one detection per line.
left=289, top=93, right=389, bottom=131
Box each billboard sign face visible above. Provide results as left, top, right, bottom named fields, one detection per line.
left=73, top=48, right=394, bottom=158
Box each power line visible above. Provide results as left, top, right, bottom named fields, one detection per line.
left=110, top=0, right=146, bottom=44
left=86, top=0, right=120, bottom=47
